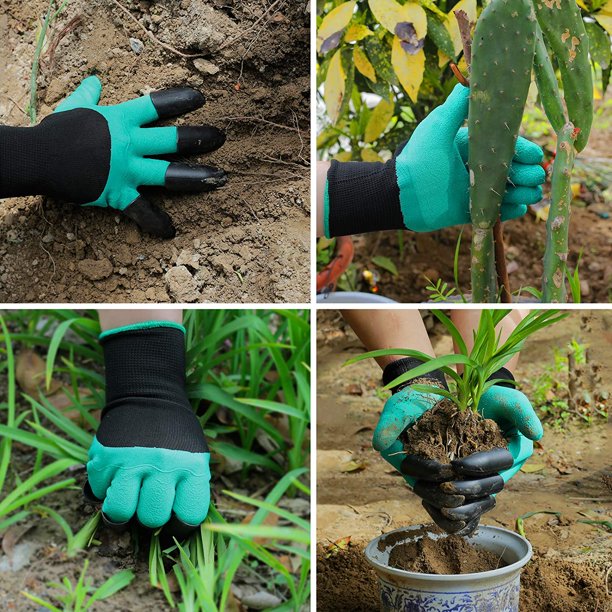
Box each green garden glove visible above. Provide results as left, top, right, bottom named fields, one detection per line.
left=85, top=322, right=211, bottom=534
left=323, top=84, right=545, bottom=237
left=476, top=371, right=543, bottom=483
left=374, top=360, right=540, bottom=535
left=0, top=75, right=227, bottom=238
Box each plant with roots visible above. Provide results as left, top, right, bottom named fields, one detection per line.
left=345, top=309, right=568, bottom=412
left=466, top=0, right=594, bottom=303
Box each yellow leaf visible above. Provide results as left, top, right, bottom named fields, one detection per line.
left=521, top=463, right=545, bottom=473
left=575, top=0, right=588, bottom=8
left=438, top=48, right=451, bottom=68
left=317, top=0, right=357, bottom=53
left=324, top=49, right=346, bottom=124
left=392, top=36, right=425, bottom=103
left=364, top=98, right=394, bottom=142
left=595, top=0, right=612, bottom=35
left=345, top=23, right=373, bottom=42
left=361, top=148, right=384, bottom=162
left=333, top=151, right=354, bottom=161
left=354, top=45, right=377, bottom=82
left=368, top=0, right=427, bottom=40
left=445, top=0, right=477, bottom=56
left=339, top=459, right=366, bottom=472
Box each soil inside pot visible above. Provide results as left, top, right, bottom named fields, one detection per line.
left=387, top=533, right=508, bottom=574
left=402, top=399, right=508, bottom=462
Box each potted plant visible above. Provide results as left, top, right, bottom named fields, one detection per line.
left=345, top=309, right=568, bottom=610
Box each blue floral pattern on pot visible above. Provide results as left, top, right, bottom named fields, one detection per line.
left=378, top=576, right=521, bottom=612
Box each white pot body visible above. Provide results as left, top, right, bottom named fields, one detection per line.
left=364, top=525, right=532, bottom=612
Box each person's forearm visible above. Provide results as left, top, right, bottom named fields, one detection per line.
left=316, top=161, right=330, bottom=237
left=451, top=309, right=527, bottom=373
left=98, top=309, right=183, bottom=331
left=341, top=310, right=435, bottom=369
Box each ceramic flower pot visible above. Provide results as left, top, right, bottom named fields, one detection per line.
left=364, top=524, right=532, bottom=612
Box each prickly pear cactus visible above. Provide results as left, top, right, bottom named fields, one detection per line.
left=468, top=0, right=537, bottom=302
left=542, top=122, right=578, bottom=302
left=532, top=0, right=593, bottom=152
left=533, top=24, right=566, bottom=134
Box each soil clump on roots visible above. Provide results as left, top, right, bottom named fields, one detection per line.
left=402, top=400, right=508, bottom=463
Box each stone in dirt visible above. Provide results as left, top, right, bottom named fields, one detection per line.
left=164, top=266, right=199, bottom=302
left=77, top=258, right=113, bottom=281
left=193, top=58, right=220, bottom=75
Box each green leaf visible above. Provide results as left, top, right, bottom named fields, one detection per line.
left=426, top=13, right=455, bottom=58
left=88, top=569, right=135, bottom=604
left=371, top=255, right=398, bottom=276
left=585, top=21, right=611, bottom=69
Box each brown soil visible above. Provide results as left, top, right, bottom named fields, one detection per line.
left=387, top=533, right=507, bottom=574
left=316, top=545, right=380, bottom=612
left=520, top=555, right=607, bottom=612
left=316, top=310, right=611, bottom=611
left=0, top=0, right=309, bottom=303
left=403, top=401, right=508, bottom=463
left=315, top=546, right=607, bottom=612
left=339, top=208, right=612, bottom=303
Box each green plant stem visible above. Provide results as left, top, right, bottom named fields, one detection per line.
left=29, top=0, right=69, bottom=124
left=470, top=227, right=496, bottom=302
left=542, top=123, right=578, bottom=303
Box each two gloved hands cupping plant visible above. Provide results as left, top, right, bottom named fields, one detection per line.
left=374, top=357, right=543, bottom=536
left=323, top=84, right=546, bottom=238
left=0, top=76, right=227, bottom=238
left=84, top=322, right=210, bottom=539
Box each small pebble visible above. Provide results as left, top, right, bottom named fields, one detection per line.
left=42, top=233, right=54, bottom=244
left=130, top=38, right=144, bottom=54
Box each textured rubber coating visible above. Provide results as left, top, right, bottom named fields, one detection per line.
left=383, top=357, right=449, bottom=394
left=0, top=108, right=110, bottom=202
left=325, top=158, right=404, bottom=237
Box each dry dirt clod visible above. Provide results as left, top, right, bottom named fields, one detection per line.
left=164, top=265, right=199, bottom=302
left=193, top=58, right=219, bottom=75
left=77, top=258, right=113, bottom=281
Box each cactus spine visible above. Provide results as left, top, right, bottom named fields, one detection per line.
left=533, top=24, right=566, bottom=133
left=468, top=0, right=537, bottom=302
left=542, top=123, right=578, bottom=302
left=532, top=0, right=592, bottom=152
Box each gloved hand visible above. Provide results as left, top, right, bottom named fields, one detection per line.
left=85, top=321, right=210, bottom=537
left=374, top=358, right=542, bottom=535
left=323, top=84, right=545, bottom=237
left=0, top=75, right=227, bottom=238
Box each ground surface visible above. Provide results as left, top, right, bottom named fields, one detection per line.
left=316, top=310, right=611, bottom=611
left=319, top=105, right=612, bottom=304
left=0, top=0, right=310, bottom=303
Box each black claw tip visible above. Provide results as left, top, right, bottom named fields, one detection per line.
left=177, top=126, right=226, bottom=154
left=150, top=88, right=205, bottom=120
left=122, top=196, right=176, bottom=239
left=165, top=163, right=227, bottom=193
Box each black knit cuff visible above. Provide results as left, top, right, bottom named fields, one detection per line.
left=326, top=159, right=405, bottom=236
left=101, top=326, right=187, bottom=411
left=487, top=367, right=516, bottom=389
left=382, top=357, right=449, bottom=394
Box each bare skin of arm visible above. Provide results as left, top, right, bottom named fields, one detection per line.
left=451, top=309, right=527, bottom=373
left=340, top=309, right=435, bottom=369
left=342, top=309, right=526, bottom=373
left=316, top=161, right=330, bottom=238
left=98, top=309, right=183, bottom=331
